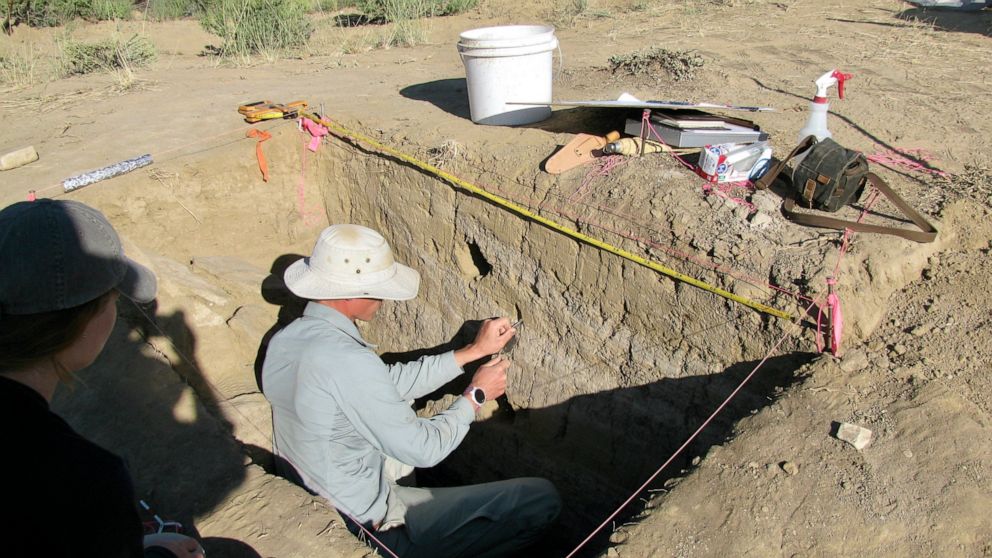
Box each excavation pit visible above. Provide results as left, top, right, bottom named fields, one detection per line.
left=56, top=120, right=943, bottom=556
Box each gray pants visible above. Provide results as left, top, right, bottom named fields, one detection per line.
left=345, top=478, right=561, bottom=558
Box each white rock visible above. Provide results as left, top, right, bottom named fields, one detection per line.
left=153, top=255, right=230, bottom=306
left=749, top=212, right=774, bottom=229
left=193, top=256, right=268, bottom=290
left=840, top=349, right=870, bottom=372
left=751, top=190, right=781, bottom=213
left=836, top=422, right=873, bottom=450
left=0, top=145, right=39, bottom=170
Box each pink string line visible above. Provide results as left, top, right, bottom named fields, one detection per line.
left=639, top=111, right=761, bottom=212
left=27, top=120, right=292, bottom=200
left=568, top=155, right=627, bottom=204
left=700, top=180, right=757, bottom=213
left=866, top=146, right=950, bottom=179
left=297, top=130, right=326, bottom=227
left=811, top=186, right=881, bottom=352
left=457, top=150, right=814, bottom=305
left=565, top=297, right=819, bottom=558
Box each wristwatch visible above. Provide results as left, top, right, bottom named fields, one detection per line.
left=465, top=386, right=486, bottom=409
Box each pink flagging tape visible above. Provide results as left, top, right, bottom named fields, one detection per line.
left=867, top=146, right=950, bottom=178
left=701, top=180, right=757, bottom=213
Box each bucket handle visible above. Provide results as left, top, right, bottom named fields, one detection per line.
left=456, top=43, right=564, bottom=82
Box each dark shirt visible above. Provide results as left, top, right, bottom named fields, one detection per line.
left=0, top=376, right=175, bottom=558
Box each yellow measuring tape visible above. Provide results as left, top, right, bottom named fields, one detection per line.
left=304, top=113, right=794, bottom=321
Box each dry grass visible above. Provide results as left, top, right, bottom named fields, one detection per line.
left=0, top=44, right=43, bottom=89
left=57, top=34, right=156, bottom=77
left=608, top=47, right=704, bottom=82
left=199, top=0, right=315, bottom=60
left=427, top=139, right=462, bottom=169
left=0, top=88, right=106, bottom=112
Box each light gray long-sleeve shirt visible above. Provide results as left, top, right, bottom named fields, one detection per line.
left=261, top=302, right=476, bottom=525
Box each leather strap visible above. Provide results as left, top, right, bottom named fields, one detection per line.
left=782, top=173, right=938, bottom=243
left=754, top=135, right=816, bottom=190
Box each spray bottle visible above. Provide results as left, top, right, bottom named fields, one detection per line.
left=795, top=70, right=853, bottom=162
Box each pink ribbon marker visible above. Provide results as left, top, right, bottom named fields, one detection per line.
left=817, top=276, right=843, bottom=356
left=301, top=117, right=329, bottom=152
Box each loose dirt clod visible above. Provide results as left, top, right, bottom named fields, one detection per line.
left=835, top=422, right=873, bottom=450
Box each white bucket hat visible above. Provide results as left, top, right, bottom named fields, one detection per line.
left=283, top=224, right=420, bottom=301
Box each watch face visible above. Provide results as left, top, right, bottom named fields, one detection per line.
left=472, top=388, right=486, bottom=405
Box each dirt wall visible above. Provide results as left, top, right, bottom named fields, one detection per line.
left=62, top=122, right=950, bottom=553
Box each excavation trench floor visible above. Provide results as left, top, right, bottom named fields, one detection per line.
left=3, top=1, right=991, bottom=556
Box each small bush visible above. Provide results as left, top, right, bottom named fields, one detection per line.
left=59, top=34, right=156, bottom=76
left=10, top=0, right=81, bottom=26
left=0, top=47, right=41, bottom=88
left=356, top=0, right=477, bottom=22
left=147, top=0, right=202, bottom=20
left=200, top=0, right=314, bottom=57
left=9, top=0, right=135, bottom=26
left=608, top=47, right=704, bottom=82
left=90, top=0, right=133, bottom=19
left=306, top=0, right=357, bottom=10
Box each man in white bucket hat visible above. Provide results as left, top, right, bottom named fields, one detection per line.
left=262, top=224, right=560, bottom=557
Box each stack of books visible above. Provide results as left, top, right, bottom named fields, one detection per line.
left=624, top=109, right=768, bottom=148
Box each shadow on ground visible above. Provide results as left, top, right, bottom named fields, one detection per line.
left=400, top=78, right=638, bottom=136
left=896, top=7, right=991, bottom=36
left=378, top=319, right=814, bottom=556
left=52, top=303, right=260, bottom=557
left=423, top=350, right=814, bottom=556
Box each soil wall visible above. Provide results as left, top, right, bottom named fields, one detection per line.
left=66, top=123, right=946, bottom=551
left=315, top=129, right=814, bottom=540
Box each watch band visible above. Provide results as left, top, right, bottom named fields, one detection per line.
left=464, top=386, right=486, bottom=409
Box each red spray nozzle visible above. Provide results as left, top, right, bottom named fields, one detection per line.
left=832, top=70, right=853, bottom=100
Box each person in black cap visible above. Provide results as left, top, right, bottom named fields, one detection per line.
left=0, top=199, right=204, bottom=558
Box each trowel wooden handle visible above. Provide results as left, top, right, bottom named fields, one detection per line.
left=605, top=131, right=620, bottom=142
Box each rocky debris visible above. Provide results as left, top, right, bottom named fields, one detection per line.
left=840, top=349, right=870, bottom=372
left=751, top=190, right=781, bottom=214
left=780, top=461, right=799, bottom=476
left=835, top=422, right=873, bottom=450
left=748, top=211, right=774, bottom=229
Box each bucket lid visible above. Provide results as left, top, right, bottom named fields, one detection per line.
left=458, top=25, right=555, bottom=49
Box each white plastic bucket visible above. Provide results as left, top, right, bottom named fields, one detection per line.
left=457, top=25, right=558, bottom=126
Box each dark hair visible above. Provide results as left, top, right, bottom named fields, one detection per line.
left=0, top=291, right=115, bottom=378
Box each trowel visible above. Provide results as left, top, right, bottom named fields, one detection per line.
left=544, top=131, right=621, bottom=174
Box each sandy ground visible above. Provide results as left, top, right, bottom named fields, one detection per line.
left=2, top=0, right=991, bottom=556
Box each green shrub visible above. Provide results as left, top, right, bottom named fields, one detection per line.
left=356, top=0, right=477, bottom=22
left=90, top=0, right=133, bottom=19
left=199, top=0, right=314, bottom=56
left=147, top=0, right=202, bottom=20
left=306, top=0, right=356, bottom=10
left=10, top=0, right=84, bottom=26
left=9, top=0, right=136, bottom=26
left=59, top=34, right=156, bottom=76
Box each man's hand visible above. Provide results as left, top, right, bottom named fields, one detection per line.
left=144, top=533, right=205, bottom=557
left=455, top=317, right=517, bottom=366
left=467, top=355, right=509, bottom=403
